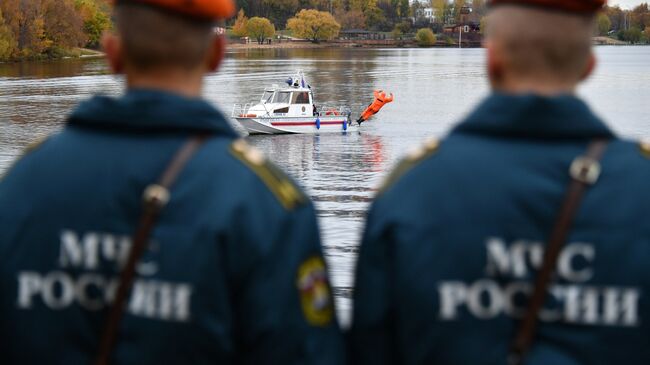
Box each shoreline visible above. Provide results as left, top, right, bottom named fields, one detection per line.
left=0, top=48, right=105, bottom=64
left=1, top=39, right=645, bottom=63
left=229, top=36, right=643, bottom=49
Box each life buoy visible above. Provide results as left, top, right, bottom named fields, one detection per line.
left=325, top=109, right=340, bottom=116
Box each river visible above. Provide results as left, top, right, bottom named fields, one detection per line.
left=1, top=46, right=649, bottom=326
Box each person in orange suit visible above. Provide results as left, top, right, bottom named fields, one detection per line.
left=357, top=89, right=394, bottom=125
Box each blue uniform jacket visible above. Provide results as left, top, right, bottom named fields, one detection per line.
left=0, top=90, right=344, bottom=365
left=350, top=93, right=650, bottom=365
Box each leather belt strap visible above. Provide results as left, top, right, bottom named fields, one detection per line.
left=94, top=135, right=210, bottom=365
left=509, top=139, right=609, bottom=365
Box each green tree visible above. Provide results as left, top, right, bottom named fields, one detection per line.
left=246, top=17, right=275, bottom=44
left=398, top=0, right=410, bottom=18
left=349, top=0, right=386, bottom=30
left=644, top=26, right=650, bottom=43
left=623, top=26, right=643, bottom=43
left=232, top=9, right=249, bottom=37
left=287, top=9, right=340, bottom=43
left=394, top=20, right=411, bottom=34
left=365, top=6, right=389, bottom=30
left=84, top=11, right=110, bottom=48
left=453, top=0, right=466, bottom=21
left=392, top=20, right=411, bottom=41
left=391, top=26, right=402, bottom=40
left=597, top=12, right=611, bottom=36
left=75, top=0, right=111, bottom=48
left=431, top=0, right=449, bottom=24
left=350, top=0, right=376, bottom=12
left=415, top=27, right=436, bottom=46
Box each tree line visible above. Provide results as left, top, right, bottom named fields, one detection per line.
left=234, top=0, right=650, bottom=44
left=230, top=0, right=489, bottom=45
left=599, top=3, right=650, bottom=44
left=235, top=0, right=489, bottom=33
left=1, top=0, right=648, bottom=61
left=0, top=0, right=111, bottom=61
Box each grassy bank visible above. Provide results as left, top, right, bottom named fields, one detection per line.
left=0, top=48, right=105, bottom=63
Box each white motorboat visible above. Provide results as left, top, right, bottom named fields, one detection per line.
left=232, top=71, right=355, bottom=135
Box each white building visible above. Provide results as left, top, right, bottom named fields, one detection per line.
left=415, top=7, right=437, bottom=22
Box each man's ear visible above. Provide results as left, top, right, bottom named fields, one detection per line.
left=486, top=41, right=504, bottom=89
left=580, top=52, right=596, bottom=82
left=206, top=35, right=226, bottom=73
left=102, top=33, right=124, bottom=74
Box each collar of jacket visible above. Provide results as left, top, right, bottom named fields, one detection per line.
left=67, top=88, right=239, bottom=137
left=452, top=92, right=616, bottom=140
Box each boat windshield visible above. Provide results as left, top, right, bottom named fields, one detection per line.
left=292, top=92, right=310, bottom=104
left=273, top=91, right=291, bottom=104
left=261, top=91, right=274, bottom=103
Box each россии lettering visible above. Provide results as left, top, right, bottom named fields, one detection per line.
left=15, top=230, right=193, bottom=322
left=438, top=237, right=640, bottom=327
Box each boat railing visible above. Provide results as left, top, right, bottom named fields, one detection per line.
left=234, top=102, right=353, bottom=119
left=317, top=104, right=352, bottom=118
left=232, top=103, right=252, bottom=118
left=232, top=102, right=274, bottom=118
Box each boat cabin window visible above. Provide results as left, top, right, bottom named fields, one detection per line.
left=292, top=92, right=310, bottom=104
left=261, top=91, right=274, bottom=103
left=273, top=91, right=291, bottom=104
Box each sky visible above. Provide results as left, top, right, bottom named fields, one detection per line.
left=610, top=0, right=647, bottom=9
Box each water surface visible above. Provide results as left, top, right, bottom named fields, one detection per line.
left=1, top=46, right=649, bottom=325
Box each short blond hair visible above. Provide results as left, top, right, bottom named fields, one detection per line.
left=114, top=4, right=215, bottom=71
left=486, top=6, right=595, bottom=82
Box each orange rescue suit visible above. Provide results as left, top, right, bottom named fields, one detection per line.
left=360, top=90, right=394, bottom=122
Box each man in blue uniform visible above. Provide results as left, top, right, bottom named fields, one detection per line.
left=351, top=0, right=650, bottom=364
left=0, top=1, right=344, bottom=364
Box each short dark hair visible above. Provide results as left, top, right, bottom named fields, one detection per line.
left=114, top=4, right=216, bottom=71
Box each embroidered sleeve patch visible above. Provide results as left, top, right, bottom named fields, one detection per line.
left=296, top=256, right=334, bottom=327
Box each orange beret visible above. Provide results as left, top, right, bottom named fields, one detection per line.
left=113, top=0, right=235, bottom=21
left=488, top=0, right=606, bottom=14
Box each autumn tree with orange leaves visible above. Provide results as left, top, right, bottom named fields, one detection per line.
left=0, top=0, right=110, bottom=60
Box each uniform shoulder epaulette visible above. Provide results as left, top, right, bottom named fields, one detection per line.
left=379, top=138, right=441, bottom=194
left=229, top=139, right=307, bottom=210
left=639, top=140, right=650, bottom=159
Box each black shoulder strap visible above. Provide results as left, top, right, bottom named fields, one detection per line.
left=508, top=139, right=609, bottom=365
left=94, top=134, right=210, bottom=365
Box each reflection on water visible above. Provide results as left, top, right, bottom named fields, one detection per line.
left=1, top=47, right=649, bottom=326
